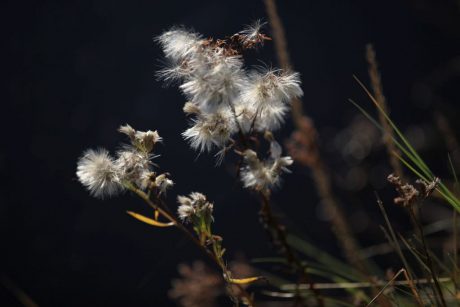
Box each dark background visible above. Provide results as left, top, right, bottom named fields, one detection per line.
left=2, top=0, right=460, bottom=306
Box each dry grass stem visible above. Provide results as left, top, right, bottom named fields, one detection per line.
left=265, top=0, right=368, bottom=275
left=366, top=44, right=403, bottom=178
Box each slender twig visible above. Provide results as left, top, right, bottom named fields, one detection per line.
left=408, top=206, right=447, bottom=307
left=366, top=269, right=423, bottom=307
left=282, top=276, right=451, bottom=291
left=259, top=191, right=324, bottom=307
left=230, top=118, right=323, bottom=305
left=366, top=44, right=403, bottom=178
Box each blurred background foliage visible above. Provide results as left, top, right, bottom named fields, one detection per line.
left=2, top=0, right=460, bottom=305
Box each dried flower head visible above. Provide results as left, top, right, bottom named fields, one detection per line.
left=387, top=174, right=441, bottom=208
left=76, top=148, right=122, bottom=198
left=154, top=173, right=174, bottom=194
left=115, top=147, right=152, bottom=186
left=77, top=125, right=167, bottom=199
left=240, top=142, right=293, bottom=190
left=182, top=110, right=236, bottom=152
left=157, top=24, right=303, bottom=162
left=237, top=20, right=270, bottom=48
left=387, top=174, right=420, bottom=207
left=156, top=28, right=202, bottom=62
left=119, top=124, right=162, bottom=153
left=416, top=177, right=440, bottom=198
left=177, top=192, right=214, bottom=223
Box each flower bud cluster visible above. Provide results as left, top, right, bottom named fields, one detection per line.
left=157, top=21, right=300, bottom=190
left=177, top=192, right=214, bottom=225
left=76, top=125, right=173, bottom=198
left=240, top=140, right=293, bottom=190
left=156, top=22, right=303, bottom=154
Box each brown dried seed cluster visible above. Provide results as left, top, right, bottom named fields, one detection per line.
left=202, top=32, right=271, bottom=57
left=387, top=174, right=440, bottom=207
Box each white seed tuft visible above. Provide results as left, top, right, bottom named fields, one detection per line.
left=76, top=148, right=122, bottom=198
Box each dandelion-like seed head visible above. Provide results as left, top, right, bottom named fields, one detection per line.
left=119, top=124, right=162, bottom=153
left=243, top=69, right=303, bottom=107
left=234, top=103, right=257, bottom=133
left=179, top=55, right=246, bottom=112
left=156, top=24, right=303, bottom=165
left=76, top=148, right=122, bottom=198
left=156, top=28, right=202, bottom=62
left=182, top=110, right=236, bottom=152
left=155, top=173, right=174, bottom=194
left=239, top=20, right=266, bottom=41
left=115, top=147, right=153, bottom=187
left=240, top=145, right=293, bottom=190
left=177, top=192, right=213, bottom=223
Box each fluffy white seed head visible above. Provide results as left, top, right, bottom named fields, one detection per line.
left=155, top=173, right=174, bottom=194
left=239, top=20, right=266, bottom=45
left=76, top=148, right=122, bottom=198
left=239, top=69, right=302, bottom=131
left=177, top=192, right=213, bottom=223
left=179, top=56, right=246, bottom=112
left=241, top=69, right=303, bottom=107
left=182, top=109, right=236, bottom=152
left=240, top=145, right=293, bottom=190
left=156, top=28, right=202, bottom=62
left=115, top=147, right=153, bottom=187
left=234, top=102, right=257, bottom=134
left=177, top=202, right=196, bottom=222
left=119, top=124, right=162, bottom=153
left=157, top=25, right=304, bottom=161
left=256, top=103, right=289, bottom=132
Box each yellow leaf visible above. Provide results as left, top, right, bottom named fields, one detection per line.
left=154, top=209, right=159, bottom=220
left=228, top=276, right=262, bottom=285
left=126, top=211, right=175, bottom=227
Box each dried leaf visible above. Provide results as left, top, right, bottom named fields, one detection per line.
left=228, top=276, right=262, bottom=285
left=126, top=211, right=175, bottom=227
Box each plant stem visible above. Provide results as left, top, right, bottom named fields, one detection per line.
left=259, top=191, right=324, bottom=307
left=127, top=185, right=256, bottom=307
left=366, top=44, right=403, bottom=179
left=263, top=0, right=369, bottom=276
left=409, top=206, right=447, bottom=307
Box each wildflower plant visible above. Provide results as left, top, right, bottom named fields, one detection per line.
left=156, top=21, right=300, bottom=182
left=77, top=124, right=168, bottom=198
left=77, top=21, right=311, bottom=307
left=155, top=22, right=329, bottom=306
left=75, top=14, right=460, bottom=307
left=77, top=125, right=258, bottom=306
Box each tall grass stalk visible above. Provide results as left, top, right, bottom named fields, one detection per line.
left=366, top=44, right=404, bottom=179
left=351, top=76, right=460, bottom=213
left=264, top=0, right=369, bottom=276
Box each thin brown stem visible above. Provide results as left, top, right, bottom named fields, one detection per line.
left=408, top=206, right=447, bottom=307
left=366, top=269, right=423, bottom=307
left=366, top=44, right=404, bottom=178
left=259, top=191, right=324, bottom=307
left=231, top=125, right=322, bottom=305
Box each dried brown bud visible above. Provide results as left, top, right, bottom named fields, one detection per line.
left=387, top=174, right=419, bottom=207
